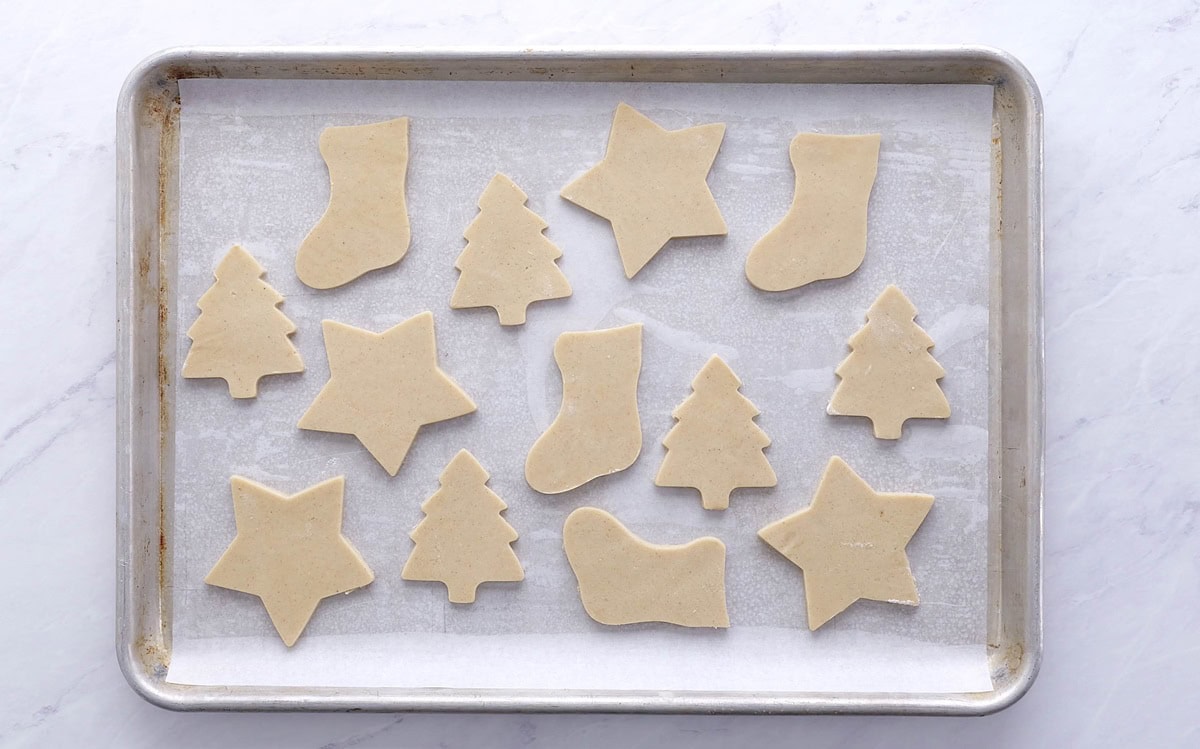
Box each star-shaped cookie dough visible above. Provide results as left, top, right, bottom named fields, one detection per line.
left=560, top=102, right=728, bottom=278
left=205, top=476, right=374, bottom=647
left=298, top=311, right=476, bottom=475
left=758, top=456, right=933, bottom=630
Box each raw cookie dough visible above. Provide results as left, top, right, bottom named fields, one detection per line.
left=758, top=456, right=933, bottom=630
left=296, top=117, right=411, bottom=289
left=298, top=311, right=476, bottom=475
left=402, top=449, right=524, bottom=603
left=745, top=133, right=881, bottom=291
left=450, top=173, right=572, bottom=325
left=563, top=507, right=729, bottom=628
left=525, top=323, right=642, bottom=494
left=828, top=284, right=951, bottom=439
left=655, top=355, right=777, bottom=510
left=181, top=245, right=304, bottom=398
left=560, top=103, right=727, bottom=278
left=205, top=476, right=374, bottom=647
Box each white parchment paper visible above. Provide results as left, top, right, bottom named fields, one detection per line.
left=167, top=78, right=994, bottom=693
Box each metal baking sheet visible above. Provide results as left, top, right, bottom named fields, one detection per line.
left=116, top=47, right=1043, bottom=715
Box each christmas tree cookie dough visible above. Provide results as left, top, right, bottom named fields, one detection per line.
left=563, top=507, right=729, bottom=628
left=450, top=173, right=572, bottom=325
left=828, top=285, right=951, bottom=439
left=758, top=457, right=933, bottom=630
left=181, top=245, right=304, bottom=398
left=402, top=450, right=524, bottom=603
left=560, top=103, right=727, bottom=278
left=745, top=133, right=880, bottom=291
left=299, top=312, right=476, bottom=475
left=296, top=117, right=411, bottom=289
left=525, top=323, right=642, bottom=494
left=205, top=476, right=374, bottom=647
left=655, top=356, right=776, bottom=510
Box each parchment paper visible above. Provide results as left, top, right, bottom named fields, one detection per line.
left=167, top=78, right=994, bottom=693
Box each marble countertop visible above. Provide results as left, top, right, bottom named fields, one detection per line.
left=2, top=0, right=1196, bottom=746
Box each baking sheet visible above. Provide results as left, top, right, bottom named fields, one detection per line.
left=167, top=79, right=994, bottom=693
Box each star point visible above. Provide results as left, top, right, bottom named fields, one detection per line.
left=560, top=103, right=727, bottom=278
left=758, top=456, right=933, bottom=630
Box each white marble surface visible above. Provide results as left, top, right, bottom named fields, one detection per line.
left=1, top=0, right=1196, bottom=746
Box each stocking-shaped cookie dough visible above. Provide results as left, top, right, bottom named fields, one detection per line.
left=525, top=323, right=642, bottom=494
left=451, top=173, right=572, bottom=325
left=296, top=117, right=410, bottom=289
left=402, top=450, right=524, bottom=603
left=745, top=133, right=880, bottom=291
left=563, top=507, right=729, bottom=627
left=828, top=285, right=950, bottom=439
left=181, top=245, right=304, bottom=398
left=560, top=103, right=727, bottom=278
left=655, top=356, right=776, bottom=510
left=758, top=457, right=933, bottom=630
